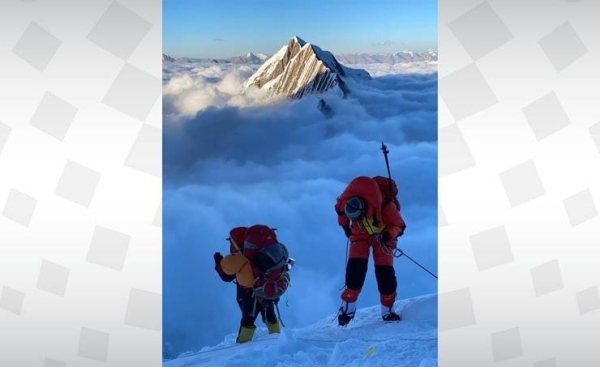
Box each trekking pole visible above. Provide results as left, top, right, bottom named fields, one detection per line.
left=333, top=238, right=351, bottom=324
left=275, top=301, right=286, bottom=328
left=381, top=142, right=394, bottom=193
left=345, top=238, right=350, bottom=267
left=394, top=248, right=437, bottom=279
left=339, top=238, right=349, bottom=292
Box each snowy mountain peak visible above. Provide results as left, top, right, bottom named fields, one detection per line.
left=424, top=50, right=438, bottom=60
left=246, top=52, right=268, bottom=61
left=243, top=37, right=371, bottom=99
left=163, top=53, right=175, bottom=63
left=290, top=36, right=307, bottom=47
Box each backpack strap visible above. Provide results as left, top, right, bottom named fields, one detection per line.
left=230, top=237, right=242, bottom=253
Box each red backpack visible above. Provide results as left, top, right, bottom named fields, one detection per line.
left=336, top=176, right=383, bottom=223
left=243, top=225, right=291, bottom=300
left=373, top=176, right=400, bottom=210
left=228, top=227, right=248, bottom=254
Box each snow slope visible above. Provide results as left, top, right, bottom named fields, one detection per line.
left=164, top=293, right=437, bottom=367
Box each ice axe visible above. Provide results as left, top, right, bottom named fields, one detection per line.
left=380, top=142, right=436, bottom=279
left=380, top=142, right=393, bottom=194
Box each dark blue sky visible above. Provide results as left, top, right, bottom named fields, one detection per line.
left=163, top=0, right=437, bottom=58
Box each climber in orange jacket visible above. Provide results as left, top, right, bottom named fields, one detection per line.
left=213, top=226, right=280, bottom=343
left=334, top=176, right=406, bottom=326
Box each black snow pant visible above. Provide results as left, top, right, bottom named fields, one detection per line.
left=237, top=285, right=277, bottom=327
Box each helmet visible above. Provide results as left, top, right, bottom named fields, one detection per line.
left=344, top=197, right=365, bottom=221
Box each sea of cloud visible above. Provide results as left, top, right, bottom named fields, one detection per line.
left=162, top=60, right=438, bottom=357
left=352, top=61, right=438, bottom=76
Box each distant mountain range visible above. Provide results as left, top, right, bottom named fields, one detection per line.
left=335, top=50, right=438, bottom=64
left=162, top=38, right=437, bottom=104
left=162, top=50, right=437, bottom=66
left=230, top=52, right=269, bottom=64
left=162, top=52, right=268, bottom=65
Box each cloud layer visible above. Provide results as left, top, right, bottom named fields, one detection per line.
left=162, top=61, right=438, bottom=357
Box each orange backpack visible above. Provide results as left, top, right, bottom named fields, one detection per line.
left=373, top=176, right=400, bottom=210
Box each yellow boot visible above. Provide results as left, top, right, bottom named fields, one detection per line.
left=236, top=325, right=256, bottom=343
left=267, top=320, right=280, bottom=334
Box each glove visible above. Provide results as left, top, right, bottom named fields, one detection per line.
left=343, top=225, right=352, bottom=238
left=213, top=252, right=223, bottom=266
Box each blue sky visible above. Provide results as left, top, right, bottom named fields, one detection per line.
left=163, top=0, right=437, bottom=58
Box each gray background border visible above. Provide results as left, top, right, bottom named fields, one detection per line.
left=2, top=0, right=600, bottom=366
left=440, top=0, right=600, bottom=365
left=0, top=1, right=161, bottom=366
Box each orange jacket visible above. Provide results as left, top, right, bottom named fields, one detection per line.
left=220, top=253, right=255, bottom=289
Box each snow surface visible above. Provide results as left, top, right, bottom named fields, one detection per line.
left=164, top=293, right=437, bottom=367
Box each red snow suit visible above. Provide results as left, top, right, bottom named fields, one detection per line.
left=334, top=176, right=407, bottom=307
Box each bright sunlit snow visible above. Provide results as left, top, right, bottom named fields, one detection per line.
left=164, top=294, right=437, bottom=367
